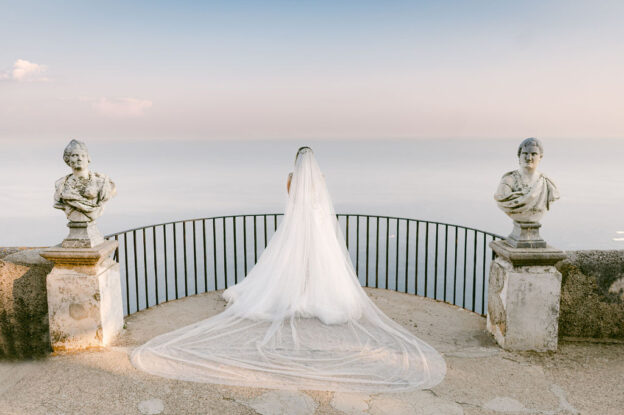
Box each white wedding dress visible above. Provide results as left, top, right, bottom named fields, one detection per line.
left=131, top=148, right=446, bottom=392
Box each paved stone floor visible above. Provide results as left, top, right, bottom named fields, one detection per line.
left=1, top=289, right=622, bottom=414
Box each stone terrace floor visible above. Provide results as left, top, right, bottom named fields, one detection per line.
left=1, top=289, right=623, bottom=415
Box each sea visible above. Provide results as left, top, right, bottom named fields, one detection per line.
left=1, top=138, right=623, bottom=251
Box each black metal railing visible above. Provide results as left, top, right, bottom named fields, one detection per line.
left=105, top=214, right=503, bottom=317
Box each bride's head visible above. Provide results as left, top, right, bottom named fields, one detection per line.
left=295, top=146, right=313, bottom=164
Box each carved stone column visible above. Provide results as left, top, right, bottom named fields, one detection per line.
left=487, top=240, right=566, bottom=351
left=40, top=240, right=123, bottom=351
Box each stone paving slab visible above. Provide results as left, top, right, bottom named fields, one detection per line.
left=0, top=289, right=622, bottom=414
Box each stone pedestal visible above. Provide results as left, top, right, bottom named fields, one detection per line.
left=487, top=240, right=566, bottom=352
left=40, top=240, right=123, bottom=351
left=62, top=221, right=105, bottom=248
left=506, top=221, right=546, bottom=248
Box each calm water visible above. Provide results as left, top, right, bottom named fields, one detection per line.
left=1, top=138, right=623, bottom=250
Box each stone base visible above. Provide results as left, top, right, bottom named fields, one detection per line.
left=506, top=221, right=546, bottom=248
left=487, top=240, right=566, bottom=352
left=41, top=241, right=123, bottom=351
left=62, top=221, right=104, bottom=249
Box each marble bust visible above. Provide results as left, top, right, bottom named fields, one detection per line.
left=54, top=140, right=116, bottom=248
left=494, top=138, right=559, bottom=248
left=54, top=140, right=116, bottom=222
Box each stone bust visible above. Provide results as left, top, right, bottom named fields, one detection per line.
left=494, top=138, right=559, bottom=247
left=54, top=140, right=116, bottom=223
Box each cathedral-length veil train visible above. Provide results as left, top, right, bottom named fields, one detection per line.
left=131, top=148, right=446, bottom=392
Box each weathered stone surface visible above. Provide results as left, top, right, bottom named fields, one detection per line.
left=0, top=290, right=621, bottom=414
left=557, top=250, right=624, bottom=339
left=487, top=241, right=563, bottom=351
left=549, top=384, right=579, bottom=415
left=44, top=241, right=123, bottom=351
left=138, top=398, right=164, bottom=414
left=41, top=239, right=118, bottom=272
left=490, top=240, right=566, bottom=266
left=483, top=396, right=526, bottom=412
left=0, top=248, right=27, bottom=260
left=368, top=396, right=414, bottom=415
left=0, top=249, right=53, bottom=359
left=330, top=392, right=369, bottom=414
left=62, top=221, right=104, bottom=248
left=370, top=391, right=464, bottom=415
left=241, top=390, right=317, bottom=415
left=507, top=221, right=547, bottom=249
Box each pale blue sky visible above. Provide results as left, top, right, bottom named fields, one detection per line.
left=1, top=0, right=623, bottom=141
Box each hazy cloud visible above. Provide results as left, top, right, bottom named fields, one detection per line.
left=0, top=59, right=49, bottom=82
left=91, top=97, right=153, bottom=118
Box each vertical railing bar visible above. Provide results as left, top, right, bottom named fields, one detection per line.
left=202, top=219, right=207, bottom=292
left=346, top=215, right=350, bottom=250
left=153, top=227, right=158, bottom=305
left=463, top=227, right=468, bottom=308
left=385, top=217, right=389, bottom=289
left=424, top=223, right=429, bottom=298
left=356, top=216, right=360, bottom=277
left=263, top=215, right=268, bottom=247
left=114, top=235, right=119, bottom=261
left=453, top=226, right=458, bottom=305
left=173, top=223, right=179, bottom=300
left=223, top=217, right=228, bottom=289
left=163, top=225, right=169, bottom=302
left=434, top=223, right=439, bottom=299
left=414, top=221, right=420, bottom=296
left=274, top=214, right=278, bottom=231
left=142, top=228, right=148, bottom=308
left=472, top=229, right=478, bottom=312
left=212, top=218, right=217, bottom=290
left=253, top=216, right=258, bottom=264
left=375, top=217, right=380, bottom=288
left=193, top=220, right=197, bottom=295
left=133, top=230, right=139, bottom=312
left=365, top=216, right=370, bottom=287
left=233, top=217, right=238, bottom=284
left=482, top=232, right=487, bottom=314
left=444, top=224, right=448, bottom=302
left=395, top=219, right=399, bottom=291
left=404, top=219, right=410, bottom=294
left=123, top=233, right=129, bottom=315
left=183, top=221, right=188, bottom=298
left=243, top=216, right=248, bottom=274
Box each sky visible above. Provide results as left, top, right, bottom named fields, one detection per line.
left=1, top=0, right=624, bottom=142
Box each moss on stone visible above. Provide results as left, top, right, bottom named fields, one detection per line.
left=0, top=249, right=53, bottom=360
left=557, top=250, right=624, bottom=340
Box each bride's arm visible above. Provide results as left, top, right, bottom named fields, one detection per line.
left=287, top=172, right=293, bottom=194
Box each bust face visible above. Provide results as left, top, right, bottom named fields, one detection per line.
left=518, top=144, right=541, bottom=170
left=68, top=148, right=89, bottom=171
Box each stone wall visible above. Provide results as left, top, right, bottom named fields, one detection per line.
left=0, top=248, right=53, bottom=359
left=557, top=250, right=624, bottom=340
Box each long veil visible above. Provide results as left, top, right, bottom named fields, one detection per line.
left=131, top=148, right=446, bottom=392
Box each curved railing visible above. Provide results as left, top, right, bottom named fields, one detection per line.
left=105, top=214, right=503, bottom=317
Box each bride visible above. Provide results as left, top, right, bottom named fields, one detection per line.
left=131, top=147, right=446, bottom=392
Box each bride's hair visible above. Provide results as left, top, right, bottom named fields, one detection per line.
left=295, top=146, right=313, bottom=163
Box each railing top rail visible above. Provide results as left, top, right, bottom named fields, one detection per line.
left=105, top=213, right=504, bottom=240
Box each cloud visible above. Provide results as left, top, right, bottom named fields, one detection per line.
left=91, top=97, right=153, bottom=118
left=0, top=59, right=49, bottom=82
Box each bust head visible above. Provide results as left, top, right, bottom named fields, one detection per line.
left=63, top=139, right=91, bottom=172
left=517, top=137, right=543, bottom=171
